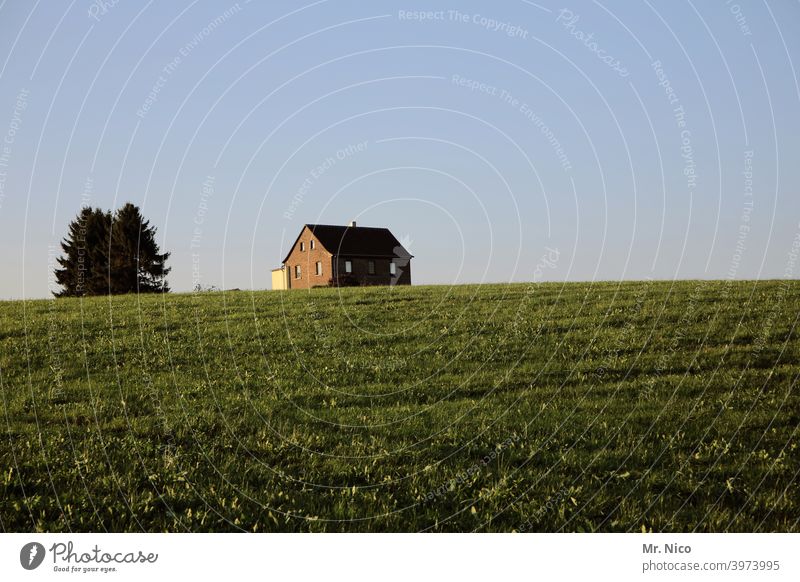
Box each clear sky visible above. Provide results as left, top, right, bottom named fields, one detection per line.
left=1, top=0, right=799, bottom=299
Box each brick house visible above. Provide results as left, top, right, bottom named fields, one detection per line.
left=271, top=222, right=412, bottom=290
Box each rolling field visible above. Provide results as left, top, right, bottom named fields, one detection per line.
left=1, top=280, right=798, bottom=532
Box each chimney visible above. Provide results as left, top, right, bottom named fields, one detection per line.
left=348, top=221, right=357, bottom=228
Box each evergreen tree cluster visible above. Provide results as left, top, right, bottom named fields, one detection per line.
left=54, top=203, right=170, bottom=297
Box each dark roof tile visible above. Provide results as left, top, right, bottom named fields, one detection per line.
left=283, top=224, right=412, bottom=264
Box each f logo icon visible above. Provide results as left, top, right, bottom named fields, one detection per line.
left=20, top=542, right=45, bottom=570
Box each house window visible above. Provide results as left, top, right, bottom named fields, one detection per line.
left=345, top=260, right=352, bottom=273
left=310, top=240, right=315, bottom=250
left=316, top=261, right=322, bottom=276
left=368, top=260, right=375, bottom=275
left=300, top=242, right=305, bottom=251
left=390, top=261, right=396, bottom=276
left=295, top=265, right=301, bottom=279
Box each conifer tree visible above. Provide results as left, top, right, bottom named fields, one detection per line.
left=53, top=207, right=110, bottom=297
left=108, top=203, right=170, bottom=294
left=54, top=203, right=169, bottom=296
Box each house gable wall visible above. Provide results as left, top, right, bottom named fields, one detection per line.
left=283, top=226, right=333, bottom=289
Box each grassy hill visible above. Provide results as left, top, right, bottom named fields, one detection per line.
left=1, top=280, right=798, bottom=532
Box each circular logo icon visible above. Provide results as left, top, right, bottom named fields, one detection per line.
left=20, top=542, right=46, bottom=570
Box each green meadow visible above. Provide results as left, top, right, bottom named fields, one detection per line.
left=1, top=280, right=798, bottom=532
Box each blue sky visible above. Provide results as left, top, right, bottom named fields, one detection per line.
left=1, top=0, right=799, bottom=298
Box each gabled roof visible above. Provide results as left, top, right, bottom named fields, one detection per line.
left=283, top=224, right=412, bottom=264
